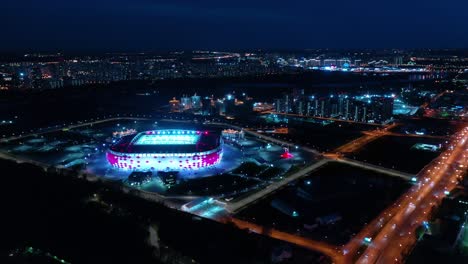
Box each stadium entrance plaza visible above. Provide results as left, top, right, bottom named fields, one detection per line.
left=0, top=119, right=312, bottom=196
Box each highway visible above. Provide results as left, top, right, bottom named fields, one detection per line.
left=355, top=126, right=467, bottom=263
left=221, top=121, right=466, bottom=264
left=218, top=120, right=418, bottom=263
left=340, top=179, right=415, bottom=263
left=2, top=116, right=465, bottom=263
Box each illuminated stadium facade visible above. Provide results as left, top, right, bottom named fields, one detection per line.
left=106, top=129, right=223, bottom=171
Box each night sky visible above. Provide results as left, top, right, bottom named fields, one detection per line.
left=2, top=0, right=468, bottom=52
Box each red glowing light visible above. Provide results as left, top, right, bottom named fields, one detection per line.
left=281, top=152, right=294, bottom=159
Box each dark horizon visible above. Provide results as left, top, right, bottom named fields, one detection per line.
left=2, top=0, right=468, bottom=52
left=1, top=48, right=468, bottom=59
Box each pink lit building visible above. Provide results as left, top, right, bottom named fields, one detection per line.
left=106, top=129, right=223, bottom=171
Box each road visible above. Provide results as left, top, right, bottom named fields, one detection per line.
left=420, top=90, right=446, bottom=110
left=226, top=159, right=328, bottom=213
left=264, top=111, right=382, bottom=126
left=223, top=122, right=465, bottom=264
left=228, top=217, right=343, bottom=263
left=355, top=125, right=467, bottom=263
left=332, top=157, right=414, bottom=181
left=363, top=130, right=448, bottom=140
left=334, top=123, right=399, bottom=154
left=243, top=128, right=322, bottom=155
left=207, top=121, right=323, bottom=155
left=3, top=116, right=465, bottom=263
left=1, top=116, right=150, bottom=143
left=214, top=120, right=417, bottom=262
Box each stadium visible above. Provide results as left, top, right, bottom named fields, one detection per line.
left=106, top=129, right=223, bottom=171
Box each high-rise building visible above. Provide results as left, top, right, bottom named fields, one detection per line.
left=307, top=101, right=313, bottom=116
left=314, top=99, right=319, bottom=116
left=296, top=101, right=304, bottom=115
left=314, top=97, right=331, bottom=117
left=394, top=56, right=403, bottom=65
left=30, top=66, right=46, bottom=89
left=284, top=94, right=292, bottom=113
left=215, top=99, right=225, bottom=115
left=353, top=101, right=369, bottom=123
left=201, top=97, right=215, bottom=116
left=329, top=96, right=339, bottom=117
left=224, top=94, right=236, bottom=116
left=180, top=96, right=192, bottom=110
left=343, top=98, right=351, bottom=120
left=191, top=94, right=202, bottom=110
left=169, top=97, right=180, bottom=112
left=275, top=98, right=283, bottom=113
